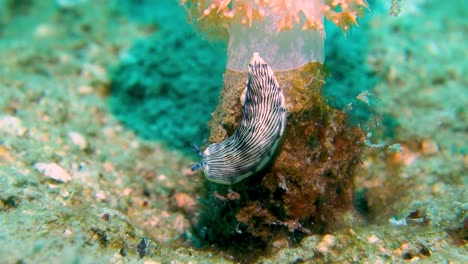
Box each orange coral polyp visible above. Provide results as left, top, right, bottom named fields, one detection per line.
left=184, top=0, right=368, bottom=33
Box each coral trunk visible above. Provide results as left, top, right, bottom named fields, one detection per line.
left=193, top=62, right=364, bottom=260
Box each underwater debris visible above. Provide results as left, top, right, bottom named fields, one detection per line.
left=389, top=0, right=402, bottom=16
left=387, top=143, right=403, bottom=153
left=389, top=210, right=431, bottom=227
left=363, top=132, right=402, bottom=153
left=356, top=90, right=376, bottom=106
left=389, top=217, right=407, bottom=227
left=406, top=209, right=430, bottom=226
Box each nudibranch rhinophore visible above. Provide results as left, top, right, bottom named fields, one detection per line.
left=191, top=52, right=287, bottom=184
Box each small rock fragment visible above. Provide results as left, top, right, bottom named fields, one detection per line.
left=64, top=229, right=73, bottom=236
left=82, top=63, right=108, bottom=83
left=34, top=162, right=72, bottom=182
left=173, top=214, right=187, bottom=234
left=389, top=217, right=407, bottom=226
left=103, top=162, right=115, bottom=172
left=387, top=143, right=402, bottom=153
left=316, top=234, right=336, bottom=254
left=0, top=115, right=26, bottom=136
left=367, top=234, right=380, bottom=244
left=102, top=213, right=110, bottom=221
left=174, top=192, right=196, bottom=215
left=143, top=261, right=160, bottom=264
left=137, top=238, right=149, bottom=258
left=420, top=139, right=438, bottom=155
left=34, top=23, right=56, bottom=38
left=388, top=144, right=419, bottom=166
left=406, top=209, right=430, bottom=226
left=69, top=131, right=87, bottom=150
left=95, top=191, right=107, bottom=200
left=78, top=85, right=94, bottom=95
left=270, top=236, right=289, bottom=254
left=0, top=145, right=15, bottom=164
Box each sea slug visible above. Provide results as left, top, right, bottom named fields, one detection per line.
left=191, top=52, right=287, bottom=184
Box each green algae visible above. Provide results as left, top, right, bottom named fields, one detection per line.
left=109, top=1, right=226, bottom=152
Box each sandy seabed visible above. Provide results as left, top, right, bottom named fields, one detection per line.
left=0, top=0, right=466, bottom=263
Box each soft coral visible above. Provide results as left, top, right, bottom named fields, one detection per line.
left=182, top=0, right=368, bottom=33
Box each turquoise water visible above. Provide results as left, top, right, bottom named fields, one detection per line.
left=0, top=0, right=466, bottom=263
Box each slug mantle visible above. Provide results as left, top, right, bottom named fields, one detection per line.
left=191, top=52, right=287, bottom=184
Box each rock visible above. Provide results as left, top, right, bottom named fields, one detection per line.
left=68, top=131, right=88, bottom=150
left=34, top=162, right=72, bottom=183
left=316, top=234, right=336, bottom=254
left=367, top=234, right=380, bottom=244
left=0, top=115, right=26, bottom=136
left=420, top=139, right=439, bottom=155
left=174, top=192, right=196, bottom=215
left=0, top=145, right=15, bottom=165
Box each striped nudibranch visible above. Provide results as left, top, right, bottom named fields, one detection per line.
left=191, top=52, right=287, bottom=185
